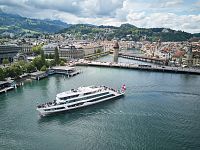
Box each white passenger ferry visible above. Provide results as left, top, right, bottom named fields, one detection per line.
left=37, top=85, right=126, bottom=116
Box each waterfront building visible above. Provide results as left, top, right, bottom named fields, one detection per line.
left=191, top=43, right=200, bottom=67
left=101, top=41, right=116, bottom=52
left=192, top=51, right=200, bottom=67
left=50, top=66, right=80, bottom=77
left=43, top=43, right=84, bottom=60
left=172, top=50, right=186, bottom=66
left=0, top=45, right=21, bottom=63
left=81, top=45, right=104, bottom=56
left=30, top=71, right=48, bottom=80
left=177, top=43, right=200, bottom=67
left=20, top=44, right=33, bottom=54
left=42, top=43, right=58, bottom=55
left=59, top=46, right=84, bottom=60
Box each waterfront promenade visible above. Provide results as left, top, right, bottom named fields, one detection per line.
left=75, top=60, right=200, bottom=75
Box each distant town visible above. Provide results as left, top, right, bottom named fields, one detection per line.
left=0, top=33, right=200, bottom=67
left=0, top=12, right=200, bottom=94
left=0, top=32, right=200, bottom=93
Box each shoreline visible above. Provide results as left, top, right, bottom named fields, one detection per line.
left=1, top=57, right=200, bottom=95
left=75, top=61, right=200, bottom=75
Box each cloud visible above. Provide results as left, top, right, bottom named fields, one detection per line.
left=195, top=0, right=200, bottom=6
left=126, top=12, right=200, bottom=33
left=81, top=0, right=124, bottom=17
left=0, top=0, right=199, bottom=33
left=25, top=0, right=82, bottom=14
left=160, top=0, right=184, bottom=7
left=0, top=0, right=28, bottom=9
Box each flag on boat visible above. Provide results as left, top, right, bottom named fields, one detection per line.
left=121, top=84, right=126, bottom=92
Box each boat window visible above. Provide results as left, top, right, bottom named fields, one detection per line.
left=55, top=107, right=65, bottom=110
left=67, top=92, right=109, bottom=103
left=60, top=94, right=79, bottom=100
left=87, top=94, right=115, bottom=102
left=84, top=92, right=92, bottom=95
left=60, top=97, right=67, bottom=100
left=68, top=102, right=84, bottom=108
left=59, top=102, right=66, bottom=105
left=44, top=109, right=51, bottom=111
left=44, top=107, right=65, bottom=111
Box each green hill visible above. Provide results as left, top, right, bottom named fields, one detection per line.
left=60, top=23, right=199, bottom=42
left=0, top=12, right=70, bottom=37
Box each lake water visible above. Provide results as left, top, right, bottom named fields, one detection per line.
left=0, top=56, right=200, bottom=150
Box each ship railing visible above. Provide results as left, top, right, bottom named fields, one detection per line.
left=37, top=100, right=58, bottom=108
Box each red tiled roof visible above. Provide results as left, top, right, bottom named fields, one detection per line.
left=173, top=50, right=185, bottom=58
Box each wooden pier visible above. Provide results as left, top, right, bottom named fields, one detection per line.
left=76, top=61, right=200, bottom=75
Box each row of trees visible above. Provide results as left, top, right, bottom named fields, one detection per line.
left=0, top=61, right=36, bottom=80
left=0, top=48, right=64, bottom=80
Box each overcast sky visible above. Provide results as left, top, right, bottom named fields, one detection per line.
left=0, top=0, right=200, bottom=33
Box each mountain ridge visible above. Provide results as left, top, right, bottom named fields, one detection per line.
left=0, top=12, right=70, bottom=36
left=0, top=12, right=199, bottom=42
left=59, top=23, right=200, bottom=42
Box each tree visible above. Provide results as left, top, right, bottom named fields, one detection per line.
left=17, top=61, right=27, bottom=73
left=60, top=60, right=65, bottom=66
left=0, top=68, right=5, bottom=80
left=49, top=53, right=54, bottom=59
left=48, top=53, right=52, bottom=59
left=40, top=50, right=45, bottom=65
left=5, top=65, right=23, bottom=79
left=32, top=57, right=43, bottom=70
left=40, top=65, right=47, bottom=71
left=45, top=60, right=50, bottom=68
left=26, top=63, right=36, bottom=73
left=49, top=60, right=56, bottom=67
left=2, top=58, right=9, bottom=65
left=45, top=54, right=49, bottom=59
left=13, top=65, right=23, bottom=78
left=32, top=45, right=42, bottom=55
left=54, top=47, right=60, bottom=65
left=96, top=49, right=101, bottom=53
